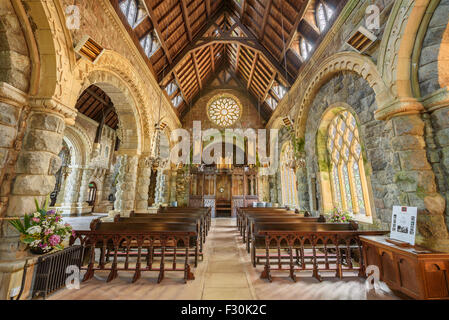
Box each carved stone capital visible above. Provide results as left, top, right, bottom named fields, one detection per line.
left=28, top=97, right=77, bottom=125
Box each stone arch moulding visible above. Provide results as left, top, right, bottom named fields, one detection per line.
left=71, top=50, right=159, bottom=156
left=294, top=51, right=393, bottom=137
left=63, top=125, right=93, bottom=167
left=378, top=0, right=435, bottom=100
left=19, top=0, right=77, bottom=119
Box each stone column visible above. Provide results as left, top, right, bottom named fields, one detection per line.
left=113, top=154, right=138, bottom=217
left=154, top=169, right=167, bottom=206
left=0, top=84, right=31, bottom=261
left=62, top=166, right=82, bottom=209
left=77, top=168, right=93, bottom=206
left=134, top=156, right=152, bottom=213
left=296, top=166, right=310, bottom=211
left=54, top=166, right=71, bottom=207
left=169, top=169, right=178, bottom=205
left=389, top=113, right=449, bottom=252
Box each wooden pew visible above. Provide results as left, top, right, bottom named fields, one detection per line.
left=71, top=219, right=198, bottom=284
left=239, top=210, right=297, bottom=242
left=245, top=216, right=326, bottom=253
left=114, top=215, right=205, bottom=254
left=159, top=207, right=212, bottom=234
left=251, top=222, right=388, bottom=282
left=237, top=207, right=293, bottom=232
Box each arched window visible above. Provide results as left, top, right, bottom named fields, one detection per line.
left=280, top=143, right=299, bottom=209
left=119, top=0, right=138, bottom=27
left=326, top=110, right=371, bottom=218
left=300, top=37, right=312, bottom=60
left=316, top=0, right=334, bottom=32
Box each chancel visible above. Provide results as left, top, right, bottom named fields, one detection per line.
left=0, top=0, right=448, bottom=302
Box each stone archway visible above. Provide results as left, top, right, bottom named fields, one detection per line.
left=294, top=51, right=393, bottom=138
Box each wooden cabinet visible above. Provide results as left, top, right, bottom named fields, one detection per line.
left=360, top=236, right=449, bottom=300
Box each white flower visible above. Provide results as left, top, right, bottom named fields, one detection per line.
left=33, top=212, right=40, bottom=218
left=31, top=240, right=41, bottom=247
left=27, top=226, right=42, bottom=235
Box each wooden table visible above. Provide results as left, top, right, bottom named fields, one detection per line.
left=360, top=235, right=449, bottom=300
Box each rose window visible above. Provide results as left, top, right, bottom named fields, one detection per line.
left=207, top=96, right=242, bottom=127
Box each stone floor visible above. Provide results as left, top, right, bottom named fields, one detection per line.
left=50, top=217, right=400, bottom=300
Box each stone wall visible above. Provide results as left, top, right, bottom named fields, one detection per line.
left=304, top=72, right=397, bottom=229
left=418, top=0, right=449, bottom=96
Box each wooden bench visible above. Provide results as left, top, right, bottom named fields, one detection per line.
left=238, top=210, right=298, bottom=242
left=251, top=222, right=388, bottom=282
left=158, top=207, right=212, bottom=234
left=237, top=208, right=293, bottom=232
left=115, top=215, right=206, bottom=252
left=244, top=216, right=326, bottom=253
left=71, top=219, right=198, bottom=284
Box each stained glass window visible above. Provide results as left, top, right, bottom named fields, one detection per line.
left=207, top=96, right=242, bottom=127
left=316, top=1, right=334, bottom=32
left=326, top=110, right=371, bottom=217
left=119, top=0, right=138, bottom=27
left=281, top=143, right=299, bottom=209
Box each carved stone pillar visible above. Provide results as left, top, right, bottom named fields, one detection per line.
left=154, top=169, right=167, bottom=206
left=77, top=168, right=93, bottom=204
left=0, top=84, right=30, bottom=260
left=2, top=105, right=68, bottom=260
left=63, top=166, right=82, bottom=206
left=113, top=154, right=138, bottom=217
left=169, top=169, right=178, bottom=205
left=54, top=166, right=71, bottom=207
left=389, top=113, right=449, bottom=252
left=134, top=156, right=152, bottom=213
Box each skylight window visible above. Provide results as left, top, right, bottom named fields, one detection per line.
left=119, top=0, right=138, bottom=28
left=165, top=82, right=178, bottom=96
left=316, top=1, right=334, bottom=32
left=172, top=95, right=183, bottom=108
left=140, top=31, right=160, bottom=58
left=300, top=37, right=312, bottom=60
left=272, top=84, right=287, bottom=100
left=266, top=97, right=278, bottom=110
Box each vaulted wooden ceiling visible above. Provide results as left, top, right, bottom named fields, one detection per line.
left=76, top=85, right=119, bottom=130
left=111, top=0, right=344, bottom=122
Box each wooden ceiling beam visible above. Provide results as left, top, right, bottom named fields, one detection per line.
left=210, top=45, right=215, bottom=72
left=143, top=0, right=173, bottom=63
left=180, top=0, right=193, bottom=42
left=206, top=0, right=211, bottom=18
left=259, top=0, right=273, bottom=41
left=262, top=72, right=277, bottom=102
left=192, top=52, right=203, bottom=90
left=279, top=1, right=309, bottom=63
left=158, top=6, right=227, bottom=83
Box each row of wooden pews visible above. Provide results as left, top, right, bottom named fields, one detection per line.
left=70, top=207, right=212, bottom=284
left=237, top=207, right=389, bottom=282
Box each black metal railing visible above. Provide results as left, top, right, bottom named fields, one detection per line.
left=32, top=245, right=83, bottom=299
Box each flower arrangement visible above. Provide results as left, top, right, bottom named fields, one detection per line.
left=9, top=198, right=74, bottom=254
left=326, top=207, right=353, bottom=223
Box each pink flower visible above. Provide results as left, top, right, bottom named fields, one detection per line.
left=48, top=235, right=61, bottom=246
left=32, top=218, right=40, bottom=223
left=71, top=230, right=76, bottom=237
left=44, top=229, right=53, bottom=235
